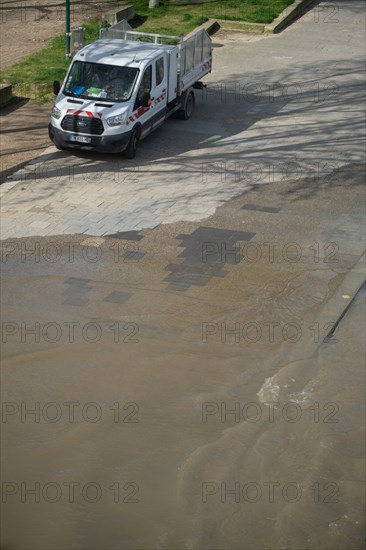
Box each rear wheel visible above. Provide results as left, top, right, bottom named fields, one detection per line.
left=124, top=126, right=141, bottom=159
left=177, top=91, right=195, bottom=120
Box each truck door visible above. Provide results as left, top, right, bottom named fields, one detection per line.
left=130, top=64, right=153, bottom=138
left=151, top=55, right=168, bottom=129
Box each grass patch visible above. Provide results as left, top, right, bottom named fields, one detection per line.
left=1, top=0, right=295, bottom=102
left=131, top=0, right=295, bottom=29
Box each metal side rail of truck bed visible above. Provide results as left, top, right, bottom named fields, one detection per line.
left=100, top=26, right=212, bottom=94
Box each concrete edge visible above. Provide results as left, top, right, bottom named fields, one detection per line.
left=272, top=252, right=366, bottom=365
left=264, top=0, right=315, bottom=33
left=193, top=18, right=221, bottom=36
left=0, top=83, right=13, bottom=108
left=316, top=252, right=366, bottom=342
left=195, top=0, right=315, bottom=36
left=104, top=4, right=135, bottom=25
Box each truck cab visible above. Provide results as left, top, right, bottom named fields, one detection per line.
left=49, top=29, right=212, bottom=158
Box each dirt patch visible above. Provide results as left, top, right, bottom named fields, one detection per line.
left=0, top=0, right=121, bottom=70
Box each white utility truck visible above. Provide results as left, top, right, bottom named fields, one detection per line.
left=49, top=25, right=212, bottom=158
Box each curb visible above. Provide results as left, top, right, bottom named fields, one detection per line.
left=264, top=0, right=315, bottom=33
left=256, top=253, right=365, bottom=405
left=272, top=252, right=366, bottom=367
left=199, top=0, right=316, bottom=37
left=193, top=18, right=221, bottom=36
left=317, top=252, right=365, bottom=343
left=0, top=83, right=13, bottom=108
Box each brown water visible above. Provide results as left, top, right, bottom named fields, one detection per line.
left=1, top=251, right=365, bottom=550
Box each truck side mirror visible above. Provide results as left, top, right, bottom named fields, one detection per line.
left=53, top=81, right=61, bottom=96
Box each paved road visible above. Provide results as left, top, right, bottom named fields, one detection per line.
left=1, top=2, right=365, bottom=549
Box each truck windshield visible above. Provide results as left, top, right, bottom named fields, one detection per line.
left=64, top=61, right=139, bottom=102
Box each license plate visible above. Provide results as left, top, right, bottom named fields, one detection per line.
left=69, top=135, right=92, bottom=144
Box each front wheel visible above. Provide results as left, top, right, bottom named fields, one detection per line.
left=48, top=124, right=65, bottom=150
left=124, top=126, right=141, bottom=159
left=177, top=91, right=195, bottom=120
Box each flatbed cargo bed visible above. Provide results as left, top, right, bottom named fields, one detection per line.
left=100, top=26, right=212, bottom=96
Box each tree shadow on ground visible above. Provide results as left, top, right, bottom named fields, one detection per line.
left=5, top=54, right=365, bottom=206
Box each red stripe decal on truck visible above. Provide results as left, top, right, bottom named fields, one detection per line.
left=128, top=105, right=150, bottom=123
left=66, top=109, right=102, bottom=118
left=154, top=91, right=167, bottom=105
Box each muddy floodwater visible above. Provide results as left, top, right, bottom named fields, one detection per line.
left=1, top=247, right=365, bottom=550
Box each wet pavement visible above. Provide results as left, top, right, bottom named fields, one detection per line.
left=1, top=1, right=365, bottom=549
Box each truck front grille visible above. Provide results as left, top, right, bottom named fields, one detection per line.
left=61, top=115, right=104, bottom=135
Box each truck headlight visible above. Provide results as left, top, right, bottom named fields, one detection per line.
left=106, top=112, right=129, bottom=126
left=51, top=106, right=62, bottom=120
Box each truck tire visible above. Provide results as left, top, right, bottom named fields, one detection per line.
left=48, top=124, right=64, bottom=150
left=124, top=126, right=141, bottom=159
left=177, top=91, right=195, bottom=120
